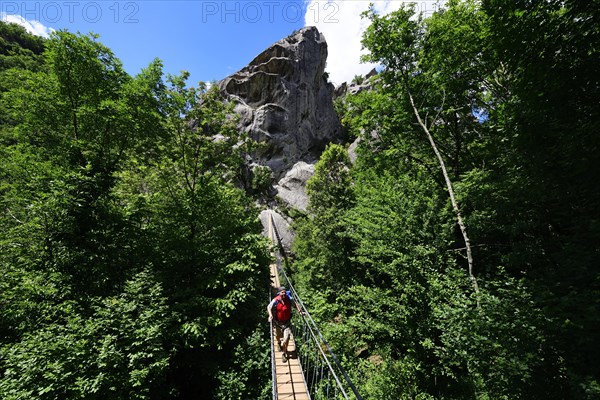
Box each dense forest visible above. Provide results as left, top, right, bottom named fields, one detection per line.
left=0, top=20, right=271, bottom=399
left=291, top=0, right=599, bottom=398
left=1, top=0, right=599, bottom=398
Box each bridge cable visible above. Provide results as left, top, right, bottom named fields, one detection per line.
left=269, top=213, right=364, bottom=400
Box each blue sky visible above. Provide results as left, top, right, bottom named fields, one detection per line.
left=2, top=1, right=444, bottom=85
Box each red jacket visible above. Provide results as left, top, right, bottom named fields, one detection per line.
left=273, top=293, right=292, bottom=322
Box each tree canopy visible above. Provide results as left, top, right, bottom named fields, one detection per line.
left=0, top=23, right=271, bottom=399
left=292, top=1, right=600, bottom=398
left=1, top=0, right=599, bottom=396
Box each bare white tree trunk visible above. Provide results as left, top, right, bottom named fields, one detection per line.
left=407, top=88, right=481, bottom=306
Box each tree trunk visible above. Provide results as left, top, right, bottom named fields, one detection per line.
left=406, top=87, right=481, bottom=306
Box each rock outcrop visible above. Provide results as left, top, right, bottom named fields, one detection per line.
left=274, top=161, right=314, bottom=212
left=334, top=68, right=379, bottom=98
left=219, top=26, right=343, bottom=181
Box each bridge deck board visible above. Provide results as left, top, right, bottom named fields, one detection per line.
left=270, top=275, right=310, bottom=399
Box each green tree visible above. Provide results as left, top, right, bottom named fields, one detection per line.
left=137, top=74, right=270, bottom=399
left=479, top=0, right=600, bottom=395
left=361, top=2, right=482, bottom=300
left=0, top=20, right=45, bottom=74
left=293, top=1, right=579, bottom=398
left=1, top=30, right=272, bottom=399
left=0, top=270, right=171, bottom=400
left=293, top=144, right=355, bottom=299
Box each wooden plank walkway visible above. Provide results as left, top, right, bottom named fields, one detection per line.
left=268, top=212, right=310, bottom=400
left=273, top=336, right=309, bottom=400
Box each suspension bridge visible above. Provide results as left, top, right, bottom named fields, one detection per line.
left=267, top=211, right=363, bottom=400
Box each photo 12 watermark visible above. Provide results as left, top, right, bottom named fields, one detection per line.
left=0, top=1, right=443, bottom=26
left=200, top=1, right=309, bottom=24
left=199, top=1, right=443, bottom=24
left=0, top=1, right=140, bottom=24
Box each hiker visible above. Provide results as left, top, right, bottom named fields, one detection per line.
left=267, top=286, right=304, bottom=362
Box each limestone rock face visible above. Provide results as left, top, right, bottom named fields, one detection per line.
left=275, top=161, right=314, bottom=212
left=334, top=68, right=379, bottom=98
left=219, top=26, right=343, bottom=180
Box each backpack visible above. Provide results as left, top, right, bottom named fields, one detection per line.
left=272, top=291, right=293, bottom=322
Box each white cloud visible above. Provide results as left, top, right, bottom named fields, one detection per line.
left=1, top=13, right=54, bottom=38
left=304, top=0, right=443, bottom=85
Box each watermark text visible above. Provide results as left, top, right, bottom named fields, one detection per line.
left=1, top=1, right=139, bottom=24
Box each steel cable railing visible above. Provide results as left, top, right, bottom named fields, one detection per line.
left=269, top=291, right=278, bottom=400
left=269, top=214, right=363, bottom=400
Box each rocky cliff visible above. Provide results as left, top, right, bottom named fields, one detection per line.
left=219, top=26, right=346, bottom=249
left=219, top=26, right=343, bottom=182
